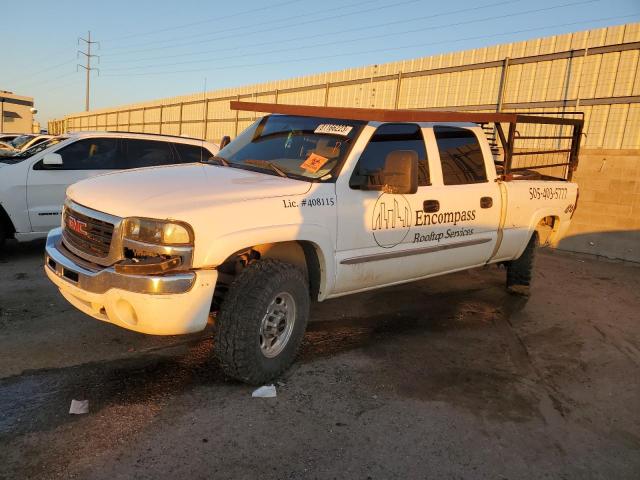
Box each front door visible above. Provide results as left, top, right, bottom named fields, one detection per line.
left=334, top=123, right=433, bottom=294
left=26, top=138, right=121, bottom=232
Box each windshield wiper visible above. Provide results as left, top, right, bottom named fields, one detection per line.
left=205, top=155, right=230, bottom=167
left=261, top=161, right=287, bottom=178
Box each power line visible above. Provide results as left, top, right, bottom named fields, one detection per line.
left=22, top=71, right=77, bottom=89
left=3, top=1, right=316, bottom=86
left=78, top=31, right=100, bottom=111
left=100, top=0, right=417, bottom=57
left=99, top=14, right=640, bottom=78
left=3, top=58, right=77, bottom=86
left=102, top=0, right=519, bottom=67
left=42, top=76, right=85, bottom=93
left=101, top=0, right=301, bottom=43
left=101, top=0, right=599, bottom=73
left=2, top=0, right=313, bottom=85
left=102, top=0, right=376, bottom=53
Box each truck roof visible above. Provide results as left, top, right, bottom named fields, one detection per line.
left=65, top=130, right=218, bottom=146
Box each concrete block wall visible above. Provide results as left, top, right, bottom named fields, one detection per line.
left=558, top=149, right=640, bottom=262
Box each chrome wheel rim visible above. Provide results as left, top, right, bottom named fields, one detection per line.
left=260, top=291, right=296, bottom=358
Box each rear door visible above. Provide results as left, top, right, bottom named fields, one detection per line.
left=414, top=125, right=500, bottom=273
left=122, top=138, right=176, bottom=168
left=26, top=137, right=122, bottom=232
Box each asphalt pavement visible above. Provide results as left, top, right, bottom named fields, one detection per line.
left=1, top=240, right=639, bottom=479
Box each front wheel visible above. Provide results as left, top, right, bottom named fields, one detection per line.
left=214, top=259, right=310, bottom=384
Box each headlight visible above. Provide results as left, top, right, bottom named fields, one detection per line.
left=123, top=218, right=193, bottom=245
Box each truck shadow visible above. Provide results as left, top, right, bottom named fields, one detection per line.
left=0, top=265, right=526, bottom=440
left=0, top=238, right=46, bottom=263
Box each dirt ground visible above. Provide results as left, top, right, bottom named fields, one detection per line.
left=0, top=240, right=639, bottom=480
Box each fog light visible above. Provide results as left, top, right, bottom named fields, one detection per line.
left=115, top=299, right=138, bottom=326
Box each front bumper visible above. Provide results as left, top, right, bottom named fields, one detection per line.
left=45, top=228, right=217, bottom=335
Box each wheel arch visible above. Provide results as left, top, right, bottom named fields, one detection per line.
left=0, top=204, right=16, bottom=239
left=527, top=210, right=564, bottom=246
left=204, top=225, right=335, bottom=302
left=517, top=207, right=566, bottom=258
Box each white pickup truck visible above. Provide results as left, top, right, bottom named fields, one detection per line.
left=0, top=131, right=219, bottom=246
left=44, top=102, right=582, bottom=384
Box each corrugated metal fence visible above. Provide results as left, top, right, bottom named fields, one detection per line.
left=49, top=23, right=640, bottom=149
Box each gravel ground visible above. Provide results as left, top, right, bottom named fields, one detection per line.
left=0, top=240, right=639, bottom=479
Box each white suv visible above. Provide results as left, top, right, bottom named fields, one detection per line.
left=0, top=131, right=219, bottom=246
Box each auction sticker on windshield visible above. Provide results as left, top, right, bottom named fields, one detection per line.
left=301, top=152, right=330, bottom=173
left=314, top=124, right=353, bottom=136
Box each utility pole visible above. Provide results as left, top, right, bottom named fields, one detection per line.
left=78, top=31, right=99, bottom=111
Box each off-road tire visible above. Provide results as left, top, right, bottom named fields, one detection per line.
left=506, top=231, right=538, bottom=294
left=214, top=259, right=310, bottom=384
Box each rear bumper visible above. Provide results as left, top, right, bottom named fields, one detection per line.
left=45, top=228, right=217, bottom=335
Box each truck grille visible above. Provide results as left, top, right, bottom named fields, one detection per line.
left=62, top=207, right=114, bottom=258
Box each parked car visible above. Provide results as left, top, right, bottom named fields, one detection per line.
left=0, top=134, right=22, bottom=143
left=44, top=103, right=582, bottom=384
left=0, top=131, right=219, bottom=245
left=0, top=134, right=22, bottom=150
left=0, top=134, right=53, bottom=157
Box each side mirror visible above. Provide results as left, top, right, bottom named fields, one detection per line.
left=219, top=135, right=231, bottom=149
left=42, top=153, right=63, bottom=167
left=381, top=150, right=418, bottom=194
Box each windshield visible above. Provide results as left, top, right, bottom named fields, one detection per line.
left=0, top=137, right=67, bottom=164
left=216, top=115, right=365, bottom=181
left=9, top=135, right=35, bottom=149
left=14, top=136, right=65, bottom=158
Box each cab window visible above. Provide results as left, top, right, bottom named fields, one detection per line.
left=350, top=123, right=429, bottom=190
left=124, top=139, right=175, bottom=168
left=434, top=126, right=487, bottom=185
left=173, top=142, right=213, bottom=163
left=43, top=138, right=120, bottom=170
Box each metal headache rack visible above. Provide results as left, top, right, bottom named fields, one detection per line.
left=231, top=101, right=584, bottom=182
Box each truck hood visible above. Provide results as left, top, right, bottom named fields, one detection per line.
left=67, top=163, right=312, bottom=218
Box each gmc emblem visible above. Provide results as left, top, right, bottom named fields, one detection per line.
left=67, top=216, right=88, bottom=236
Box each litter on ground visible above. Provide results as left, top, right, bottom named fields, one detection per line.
left=252, top=385, right=277, bottom=398
left=69, top=399, right=89, bottom=414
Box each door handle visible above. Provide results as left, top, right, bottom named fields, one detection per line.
left=480, top=196, right=493, bottom=208
left=423, top=200, right=440, bottom=213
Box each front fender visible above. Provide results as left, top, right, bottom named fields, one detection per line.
left=199, top=223, right=336, bottom=300
left=0, top=164, right=30, bottom=234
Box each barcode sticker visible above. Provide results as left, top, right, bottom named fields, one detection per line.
left=314, top=124, right=353, bottom=136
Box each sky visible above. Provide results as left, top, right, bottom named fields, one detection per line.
left=2, top=0, right=639, bottom=124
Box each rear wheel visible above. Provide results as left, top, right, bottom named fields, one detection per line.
left=214, top=259, right=309, bottom=384
left=506, top=232, right=538, bottom=295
